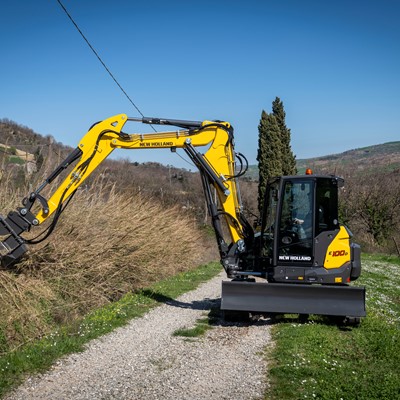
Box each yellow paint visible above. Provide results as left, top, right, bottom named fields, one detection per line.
left=324, top=226, right=351, bottom=270
left=35, top=115, right=243, bottom=243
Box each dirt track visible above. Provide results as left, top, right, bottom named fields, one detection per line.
left=6, top=272, right=271, bottom=400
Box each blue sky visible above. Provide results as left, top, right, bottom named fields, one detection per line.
left=1, top=0, right=399, bottom=168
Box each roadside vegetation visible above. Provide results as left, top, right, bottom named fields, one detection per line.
left=0, top=173, right=216, bottom=358
left=265, top=254, right=400, bottom=400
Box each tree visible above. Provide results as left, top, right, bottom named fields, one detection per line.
left=257, top=110, right=282, bottom=214
left=34, top=147, right=44, bottom=172
left=257, top=98, right=297, bottom=214
left=272, top=97, right=297, bottom=175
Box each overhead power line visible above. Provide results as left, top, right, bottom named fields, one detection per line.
left=54, top=1, right=197, bottom=168
left=56, top=0, right=156, bottom=132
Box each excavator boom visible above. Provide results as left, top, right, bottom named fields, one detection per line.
left=0, top=114, right=249, bottom=271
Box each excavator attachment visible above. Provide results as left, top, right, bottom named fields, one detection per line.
left=0, top=213, right=31, bottom=268
left=221, top=280, right=366, bottom=318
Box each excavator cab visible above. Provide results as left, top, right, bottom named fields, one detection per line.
left=259, top=174, right=361, bottom=285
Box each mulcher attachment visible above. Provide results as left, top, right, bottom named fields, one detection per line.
left=0, top=214, right=29, bottom=268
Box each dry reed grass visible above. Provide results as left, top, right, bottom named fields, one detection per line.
left=0, top=176, right=214, bottom=351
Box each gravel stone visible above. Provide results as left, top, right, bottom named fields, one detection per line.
left=6, top=272, right=272, bottom=400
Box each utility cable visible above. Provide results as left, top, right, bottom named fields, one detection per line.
left=56, top=0, right=204, bottom=170
left=56, top=0, right=157, bottom=132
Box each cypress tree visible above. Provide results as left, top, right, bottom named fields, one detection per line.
left=272, top=97, right=297, bottom=175
left=257, top=110, right=282, bottom=214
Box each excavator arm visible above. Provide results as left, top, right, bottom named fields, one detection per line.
left=0, top=114, right=252, bottom=271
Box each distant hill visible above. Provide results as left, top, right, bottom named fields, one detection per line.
left=297, top=141, right=400, bottom=175
left=244, top=141, right=400, bottom=180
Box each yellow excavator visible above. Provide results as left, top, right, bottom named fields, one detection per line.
left=0, top=114, right=365, bottom=323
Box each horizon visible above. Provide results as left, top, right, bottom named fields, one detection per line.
left=1, top=116, right=398, bottom=170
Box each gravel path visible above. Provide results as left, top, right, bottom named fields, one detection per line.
left=6, top=272, right=272, bottom=400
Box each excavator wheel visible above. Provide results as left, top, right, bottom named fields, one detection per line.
left=344, top=316, right=361, bottom=326
left=222, top=310, right=250, bottom=323
left=328, top=315, right=361, bottom=327
left=298, top=314, right=309, bottom=323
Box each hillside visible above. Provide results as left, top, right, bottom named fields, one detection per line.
left=244, top=141, right=400, bottom=180
left=297, top=141, right=400, bottom=175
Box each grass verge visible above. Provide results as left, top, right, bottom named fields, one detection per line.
left=0, top=262, right=221, bottom=398
left=265, top=254, right=400, bottom=400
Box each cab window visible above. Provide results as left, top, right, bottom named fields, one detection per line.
left=278, top=180, right=313, bottom=260
left=315, top=178, right=339, bottom=235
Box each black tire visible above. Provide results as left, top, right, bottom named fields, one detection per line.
left=344, top=316, right=361, bottom=326
left=222, top=310, right=250, bottom=322
left=299, top=314, right=309, bottom=323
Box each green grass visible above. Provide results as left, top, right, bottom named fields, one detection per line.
left=173, top=317, right=213, bottom=338
left=265, top=254, right=400, bottom=399
left=0, top=262, right=221, bottom=398
left=173, top=306, right=220, bottom=338
left=7, top=156, right=24, bottom=165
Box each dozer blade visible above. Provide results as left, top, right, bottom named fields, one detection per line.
left=221, top=281, right=366, bottom=317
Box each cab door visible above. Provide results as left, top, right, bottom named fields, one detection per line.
left=277, top=179, right=314, bottom=268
